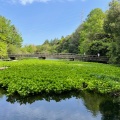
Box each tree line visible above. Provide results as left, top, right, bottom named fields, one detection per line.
left=0, top=0, right=120, bottom=64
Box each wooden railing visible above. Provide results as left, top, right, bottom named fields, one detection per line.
left=8, top=53, right=109, bottom=63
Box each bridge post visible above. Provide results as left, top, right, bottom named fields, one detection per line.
left=10, top=56, right=16, bottom=60
left=38, top=56, right=46, bottom=60
left=69, top=58, right=74, bottom=61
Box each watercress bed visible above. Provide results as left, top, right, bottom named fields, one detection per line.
left=0, top=59, right=120, bottom=96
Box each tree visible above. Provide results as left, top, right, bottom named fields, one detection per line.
left=7, top=44, right=21, bottom=54
left=57, top=29, right=80, bottom=54
left=0, top=42, right=7, bottom=58
left=0, top=16, right=23, bottom=57
left=22, top=45, right=37, bottom=54
left=57, top=36, right=69, bottom=53
left=79, top=8, right=106, bottom=55
left=49, top=38, right=59, bottom=53
left=68, top=28, right=80, bottom=54
left=8, top=25, right=23, bottom=47
left=0, top=16, right=23, bottom=46
left=104, top=0, right=120, bottom=64
left=87, top=40, right=110, bottom=56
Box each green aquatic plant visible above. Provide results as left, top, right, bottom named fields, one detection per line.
left=0, top=59, right=120, bottom=96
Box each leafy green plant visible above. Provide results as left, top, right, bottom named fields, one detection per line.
left=0, top=59, right=120, bottom=96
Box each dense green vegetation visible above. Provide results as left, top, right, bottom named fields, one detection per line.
left=0, top=0, right=119, bottom=97
left=0, top=16, right=23, bottom=58
left=0, top=59, right=119, bottom=96
left=104, top=0, right=120, bottom=64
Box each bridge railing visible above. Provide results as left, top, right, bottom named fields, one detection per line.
left=8, top=53, right=109, bottom=63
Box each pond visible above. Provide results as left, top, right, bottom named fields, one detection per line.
left=0, top=88, right=119, bottom=120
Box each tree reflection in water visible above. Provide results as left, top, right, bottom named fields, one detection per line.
left=80, top=92, right=120, bottom=120
left=0, top=88, right=119, bottom=119
left=100, top=100, right=120, bottom=120
left=0, top=88, right=6, bottom=99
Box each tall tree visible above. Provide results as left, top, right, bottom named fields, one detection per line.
left=79, top=8, right=106, bottom=55
left=57, top=36, right=69, bottom=53
left=0, top=16, right=23, bottom=56
left=57, top=27, right=80, bottom=54
left=104, top=0, right=120, bottom=64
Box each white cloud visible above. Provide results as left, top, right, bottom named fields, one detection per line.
left=10, top=0, right=50, bottom=5
left=9, top=0, right=85, bottom=5
left=20, top=0, right=50, bottom=5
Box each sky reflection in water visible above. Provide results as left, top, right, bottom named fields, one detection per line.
left=0, top=90, right=119, bottom=120
left=0, top=96, right=102, bottom=120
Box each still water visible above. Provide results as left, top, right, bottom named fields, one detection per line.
left=0, top=89, right=119, bottom=120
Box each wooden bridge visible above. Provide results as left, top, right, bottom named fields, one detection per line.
left=8, top=53, right=109, bottom=63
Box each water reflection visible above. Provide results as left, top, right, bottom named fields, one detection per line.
left=80, top=92, right=120, bottom=120
left=6, top=91, right=81, bottom=104
left=0, top=88, right=120, bottom=120
left=100, top=100, right=120, bottom=120
left=0, top=88, right=6, bottom=99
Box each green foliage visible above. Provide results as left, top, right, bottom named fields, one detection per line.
left=87, top=40, right=110, bottom=56
left=0, top=42, right=7, bottom=58
left=35, top=38, right=59, bottom=53
left=0, top=15, right=22, bottom=57
left=45, top=26, right=81, bottom=54
left=0, top=16, right=23, bottom=47
left=79, top=8, right=106, bottom=54
left=104, top=0, right=120, bottom=64
left=57, top=36, right=69, bottom=53
left=0, top=59, right=120, bottom=96
left=57, top=28, right=80, bottom=54
left=24, top=44, right=37, bottom=54
left=7, top=44, right=22, bottom=54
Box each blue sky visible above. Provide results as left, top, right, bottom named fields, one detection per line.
left=0, top=0, right=111, bottom=45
